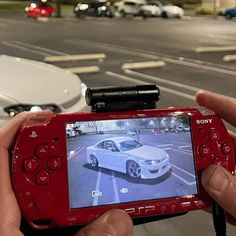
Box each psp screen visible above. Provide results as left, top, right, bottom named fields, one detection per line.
left=66, top=116, right=198, bottom=209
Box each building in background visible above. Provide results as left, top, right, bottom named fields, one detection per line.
left=202, top=0, right=235, bottom=9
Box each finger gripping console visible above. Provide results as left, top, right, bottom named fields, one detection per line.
left=11, top=108, right=235, bottom=229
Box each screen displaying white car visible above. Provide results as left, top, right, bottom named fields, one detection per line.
left=86, top=136, right=171, bottom=179
left=67, top=116, right=197, bottom=209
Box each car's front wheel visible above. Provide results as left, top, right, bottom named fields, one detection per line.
left=126, top=161, right=141, bottom=178
left=89, top=155, right=99, bottom=167
left=161, top=11, right=168, bottom=18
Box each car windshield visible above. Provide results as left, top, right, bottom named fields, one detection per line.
left=119, top=140, right=142, bottom=151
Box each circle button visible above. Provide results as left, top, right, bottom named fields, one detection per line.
left=222, top=143, right=231, bottom=154
left=199, top=145, right=211, bottom=157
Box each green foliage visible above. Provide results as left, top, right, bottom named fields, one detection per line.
left=195, top=6, right=225, bottom=15
left=0, top=2, right=28, bottom=9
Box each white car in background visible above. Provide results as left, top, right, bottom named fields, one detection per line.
left=87, top=136, right=171, bottom=179
left=140, top=1, right=184, bottom=18
left=0, top=54, right=88, bottom=127
left=139, top=2, right=162, bottom=17
left=116, top=0, right=146, bottom=17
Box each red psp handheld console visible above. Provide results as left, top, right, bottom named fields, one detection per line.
left=11, top=107, right=235, bottom=229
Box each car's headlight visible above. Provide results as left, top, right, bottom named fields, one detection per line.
left=4, top=103, right=61, bottom=117
left=139, top=159, right=161, bottom=165
left=81, top=82, right=87, bottom=96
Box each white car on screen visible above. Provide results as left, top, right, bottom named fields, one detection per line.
left=86, top=136, right=171, bottom=179
left=0, top=55, right=88, bottom=127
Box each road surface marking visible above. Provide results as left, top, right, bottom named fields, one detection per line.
left=125, top=70, right=236, bottom=100
left=121, top=60, right=166, bottom=70
left=14, top=41, right=66, bottom=55
left=112, top=171, right=120, bottom=203
left=156, top=144, right=174, bottom=147
left=2, top=41, right=51, bottom=56
left=37, top=17, right=49, bottom=22
left=67, top=39, right=236, bottom=76
left=68, top=146, right=85, bottom=160
left=171, top=164, right=195, bottom=178
left=44, top=53, right=106, bottom=62
left=106, top=71, right=195, bottom=101
left=93, top=169, right=102, bottom=206
left=178, top=145, right=192, bottom=154
left=66, top=66, right=100, bottom=74
left=66, top=39, right=159, bottom=59
left=172, top=172, right=196, bottom=186
left=172, top=148, right=193, bottom=156
left=196, top=46, right=236, bottom=53
left=125, top=70, right=199, bottom=92
left=223, top=54, right=236, bottom=62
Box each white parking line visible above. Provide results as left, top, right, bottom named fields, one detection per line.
left=67, top=39, right=236, bottom=76
left=125, top=70, right=236, bottom=100
left=178, top=145, right=192, bottom=154
left=14, top=41, right=66, bottom=56
left=66, top=39, right=159, bottom=60
left=68, top=146, right=85, bottom=160
left=172, top=173, right=196, bottom=186
left=171, top=164, right=195, bottom=178
left=196, top=46, right=236, bottom=53
left=93, top=169, right=102, bottom=206
left=156, top=144, right=174, bottom=147
left=2, top=41, right=51, bottom=56
left=121, top=60, right=166, bottom=70
left=172, top=148, right=193, bottom=155
left=223, top=54, right=236, bottom=62
left=66, top=66, right=100, bottom=74
left=111, top=171, right=120, bottom=203
left=44, top=53, right=106, bottom=62
left=106, top=71, right=195, bottom=100
left=37, top=17, right=49, bottom=22
left=156, top=144, right=173, bottom=151
left=125, top=70, right=199, bottom=92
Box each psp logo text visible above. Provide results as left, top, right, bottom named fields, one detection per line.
left=196, top=119, right=213, bottom=124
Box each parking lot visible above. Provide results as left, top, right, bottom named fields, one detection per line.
left=1, top=7, right=236, bottom=236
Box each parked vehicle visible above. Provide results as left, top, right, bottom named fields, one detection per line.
left=87, top=136, right=171, bottom=179
left=0, top=55, right=87, bottom=127
left=74, top=0, right=114, bottom=18
left=140, top=1, right=184, bottom=18
left=139, top=1, right=162, bottom=17
left=24, top=2, right=55, bottom=18
left=224, top=7, right=236, bottom=19
left=116, top=0, right=146, bottom=17
left=66, top=127, right=76, bottom=138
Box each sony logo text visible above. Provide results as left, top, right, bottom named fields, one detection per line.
left=196, top=119, right=213, bottom=124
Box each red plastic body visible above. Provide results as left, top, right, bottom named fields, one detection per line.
left=11, top=107, right=235, bottom=229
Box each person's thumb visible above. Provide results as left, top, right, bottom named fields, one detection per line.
left=202, top=165, right=236, bottom=217
left=74, top=209, right=133, bottom=236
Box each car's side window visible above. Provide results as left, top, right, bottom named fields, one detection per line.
left=97, top=141, right=104, bottom=149
left=110, top=141, right=119, bottom=152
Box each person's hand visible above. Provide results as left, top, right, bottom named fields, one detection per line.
left=195, top=90, right=236, bottom=225
left=0, top=111, right=133, bottom=236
